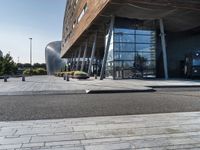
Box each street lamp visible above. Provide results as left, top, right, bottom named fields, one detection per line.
left=29, top=38, right=32, bottom=75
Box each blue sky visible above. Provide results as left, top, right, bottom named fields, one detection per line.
left=0, top=0, right=66, bottom=63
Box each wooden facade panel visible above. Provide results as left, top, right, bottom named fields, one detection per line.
left=61, top=0, right=110, bottom=57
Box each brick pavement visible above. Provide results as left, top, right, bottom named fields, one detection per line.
left=0, top=76, right=200, bottom=95
left=0, top=112, right=200, bottom=149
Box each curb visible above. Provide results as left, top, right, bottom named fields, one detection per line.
left=149, top=85, right=200, bottom=88
left=0, top=90, right=86, bottom=96
left=86, top=88, right=156, bottom=94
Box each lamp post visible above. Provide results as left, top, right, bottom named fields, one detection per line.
left=29, top=38, right=32, bottom=75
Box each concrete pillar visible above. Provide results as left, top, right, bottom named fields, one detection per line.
left=88, top=31, right=98, bottom=76
left=81, top=40, right=88, bottom=71
left=159, top=19, right=169, bottom=79
left=100, top=16, right=115, bottom=80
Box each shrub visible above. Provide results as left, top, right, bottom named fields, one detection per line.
left=35, top=68, right=47, bottom=75
left=23, top=69, right=31, bottom=76
left=55, top=71, right=75, bottom=77
left=73, top=71, right=89, bottom=79
left=66, top=71, right=74, bottom=76
left=54, top=71, right=89, bottom=79
left=23, top=68, right=47, bottom=76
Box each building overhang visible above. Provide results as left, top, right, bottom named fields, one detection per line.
left=62, top=0, right=200, bottom=58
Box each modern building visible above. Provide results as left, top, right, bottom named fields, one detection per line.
left=45, top=41, right=66, bottom=75
left=61, top=0, right=200, bottom=80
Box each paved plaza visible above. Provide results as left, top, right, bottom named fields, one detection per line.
left=0, top=112, right=200, bottom=150
left=1, top=76, right=200, bottom=149
left=0, top=76, right=200, bottom=95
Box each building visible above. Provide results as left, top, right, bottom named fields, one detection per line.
left=45, top=41, right=66, bottom=75
left=61, top=0, right=200, bottom=80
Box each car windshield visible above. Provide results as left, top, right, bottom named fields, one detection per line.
left=193, top=59, right=200, bottom=66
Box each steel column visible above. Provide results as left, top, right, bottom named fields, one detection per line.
left=81, top=40, right=88, bottom=71
left=100, top=16, right=115, bottom=80
left=159, top=19, right=169, bottom=80
left=76, top=46, right=82, bottom=71
left=73, top=49, right=79, bottom=70
left=71, top=53, right=75, bottom=71
left=88, top=31, right=98, bottom=75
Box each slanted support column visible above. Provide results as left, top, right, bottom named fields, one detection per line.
left=76, top=46, right=82, bottom=71
left=69, top=55, right=73, bottom=71
left=81, top=40, right=88, bottom=71
left=88, top=31, right=98, bottom=76
left=73, top=49, right=79, bottom=70
left=71, top=53, right=75, bottom=71
left=159, top=19, right=169, bottom=80
left=100, top=16, right=115, bottom=80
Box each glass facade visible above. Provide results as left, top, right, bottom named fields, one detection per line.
left=106, top=27, right=156, bottom=79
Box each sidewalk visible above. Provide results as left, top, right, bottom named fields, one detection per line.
left=0, top=76, right=200, bottom=95
left=0, top=112, right=200, bottom=150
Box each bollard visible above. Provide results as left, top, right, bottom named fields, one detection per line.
left=94, top=74, right=97, bottom=79
left=63, top=75, right=66, bottom=80
left=66, top=75, right=70, bottom=81
left=4, top=76, right=7, bottom=82
left=22, top=75, right=25, bottom=82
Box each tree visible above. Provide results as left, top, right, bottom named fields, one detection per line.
left=17, top=63, right=24, bottom=69
left=23, top=63, right=32, bottom=68
left=33, top=63, right=46, bottom=69
left=0, top=55, right=3, bottom=75
left=0, top=53, right=17, bottom=76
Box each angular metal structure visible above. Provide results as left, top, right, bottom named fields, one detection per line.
left=45, top=41, right=66, bottom=75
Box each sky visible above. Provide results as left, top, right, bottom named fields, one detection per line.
left=0, top=0, right=66, bottom=63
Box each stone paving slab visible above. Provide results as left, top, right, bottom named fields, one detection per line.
left=0, top=76, right=153, bottom=95
left=0, top=112, right=200, bottom=149
left=0, top=76, right=200, bottom=95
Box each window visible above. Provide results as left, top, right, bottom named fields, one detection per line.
left=72, top=20, right=76, bottom=29
left=76, top=0, right=79, bottom=4
left=106, top=27, right=156, bottom=79
left=77, top=3, right=88, bottom=23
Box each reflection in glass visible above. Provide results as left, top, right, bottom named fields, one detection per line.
left=193, top=59, right=200, bottom=66
left=106, top=27, right=156, bottom=79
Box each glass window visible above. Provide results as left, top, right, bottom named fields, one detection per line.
left=123, top=61, right=134, bottom=69
left=114, top=61, right=123, bottom=68
left=114, top=33, right=135, bottom=43
left=114, top=52, right=135, bottom=60
left=136, top=35, right=155, bottom=44
left=77, top=3, right=88, bottom=23
left=136, top=44, right=155, bottom=52
left=193, top=59, right=200, bottom=66
left=114, top=28, right=135, bottom=34
left=114, top=43, right=134, bottom=52
left=107, top=25, right=156, bottom=79
left=136, top=30, right=154, bottom=35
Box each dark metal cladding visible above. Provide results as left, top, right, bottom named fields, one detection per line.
left=45, top=41, right=66, bottom=75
